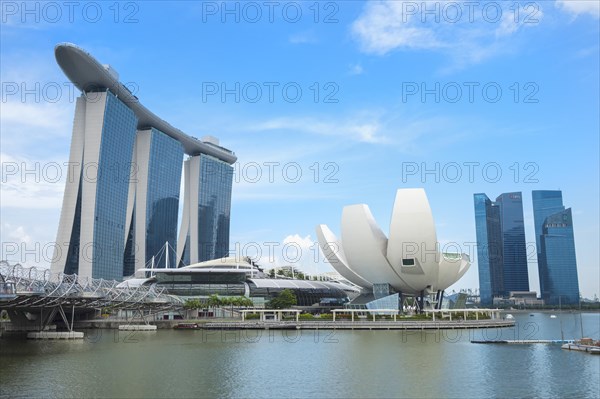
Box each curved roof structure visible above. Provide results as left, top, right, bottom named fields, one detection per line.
left=248, top=278, right=357, bottom=293
left=316, top=188, right=471, bottom=295
left=54, top=43, right=236, bottom=164
left=181, top=256, right=254, bottom=270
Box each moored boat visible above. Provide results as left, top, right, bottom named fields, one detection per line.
left=561, top=338, right=600, bottom=354
left=174, top=323, right=200, bottom=330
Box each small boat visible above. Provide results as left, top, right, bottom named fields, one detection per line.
left=550, top=315, right=557, bottom=318
left=529, top=314, right=534, bottom=317
left=561, top=338, right=600, bottom=354
left=174, top=323, right=200, bottom=330
left=505, top=314, right=514, bottom=319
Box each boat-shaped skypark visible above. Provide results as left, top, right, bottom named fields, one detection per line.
left=51, top=43, right=236, bottom=281
left=55, top=42, right=236, bottom=163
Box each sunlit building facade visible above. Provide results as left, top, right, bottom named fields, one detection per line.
left=52, top=91, right=138, bottom=281
left=474, top=192, right=529, bottom=305
left=123, top=128, right=184, bottom=276
left=50, top=43, right=236, bottom=280
left=176, top=153, right=233, bottom=266
left=532, top=191, right=579, bottom=305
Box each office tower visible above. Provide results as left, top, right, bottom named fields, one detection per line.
left=474, top=192, right=529, bottom=304
left=495, top=192, right=529, bottom=292
left=532, top=191, right=579, bottom=305
left=473, top=194, right=503, bottom=305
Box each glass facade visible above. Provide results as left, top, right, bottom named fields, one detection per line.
left=474, top=192, right=529, bottom=304
left=531, top=190, right=564, bottom=303
left=373, top=283, right=396, bottom=299
left=154, top=272, right=349, bottom=306
left=64, top=179, right=83, bottom=275
left=366, top=293, right=400, bottom=312
left=474, top=194, right=503, bottom=305
left=532, top=191, right=579, bottom=305
left=532, top=191, right=564, bottom=247
left=247, top=281, right=348, bottom=307
left=197, top=155, right=233, bottom=262
left=123, top=129, right=183, bottom=276
left=496, top=192, right=529, bottom=293
left=155, top=271, right=246, bottom=296
left=144, top=129, right=183, bottom=267
left=92, top=91, right=138, bottom=280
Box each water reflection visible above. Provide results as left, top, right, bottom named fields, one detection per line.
left=0, top=312, right=598, bottom=398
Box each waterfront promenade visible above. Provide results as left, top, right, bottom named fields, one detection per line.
left=202, top=319, right=515, bottom=330
left=54, top=317, right=515, bottom=331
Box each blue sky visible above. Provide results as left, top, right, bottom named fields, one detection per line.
left=1, top=1, right=598, bottom=298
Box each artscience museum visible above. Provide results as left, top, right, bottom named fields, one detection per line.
left=316, top=188, right=470, bottom=312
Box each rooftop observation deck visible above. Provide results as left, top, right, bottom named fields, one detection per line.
left=54, top=43, right=236, bottom=164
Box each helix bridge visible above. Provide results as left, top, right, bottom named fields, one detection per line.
left=0, top=260, right=183, bottom=332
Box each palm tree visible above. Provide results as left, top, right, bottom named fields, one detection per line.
left=183, top=299, right=202, bottom=319
left=207, top=294, right=221, bottom=317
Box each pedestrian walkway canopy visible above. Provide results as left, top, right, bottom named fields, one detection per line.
left=240, top=309, right=301, bottom=322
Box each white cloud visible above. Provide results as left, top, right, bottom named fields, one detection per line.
left=0, top=153, right=66, bottom=209
left=352, top=1, right=442, bottom=54
left=1, top=62, right=76, bottom=154
left=250, top=115, right=390, bottom=144
left=277, top=234, right=331, bottom=275
left=3, top=223, right=33, bottom=246
left=556, top=0, right=600, bottom=18
left=1, top=101, right=72, bottom=134
left=351, top=0, right=542, bottom=69
left=348, top=63, right=364, bottom=75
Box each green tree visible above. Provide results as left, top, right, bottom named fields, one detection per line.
left=183, top=299, right=201, bottom=310
left=207, top=294, right=222, bottom=316
left=183, top=299, right=202, bottom=319
left=268, top=289, right=297, bottom=309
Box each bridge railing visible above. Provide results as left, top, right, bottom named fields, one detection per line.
left=0, top=261, right=181, bottom=309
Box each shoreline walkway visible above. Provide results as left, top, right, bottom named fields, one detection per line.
left=202, top=319, right=515, bottom=330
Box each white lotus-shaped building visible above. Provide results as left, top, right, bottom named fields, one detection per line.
left=316, top=189, right=470, bottom=297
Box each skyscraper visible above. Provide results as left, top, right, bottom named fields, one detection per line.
left=473, top=194, right=503, bottom=305
left=474, top=192, right=529, bottom=305
left=532, top=190, right=579, bottom=305
left=176, top=150, right=233, bottom=266
left=123, top=128, right=184, bottom=276
left=52, top=91, right=138, bottom=281
left=51, top=43, right=236, bottom=280
left=495, top=192, right=529, bottom=293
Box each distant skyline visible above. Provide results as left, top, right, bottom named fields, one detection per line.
left=1, top=1, right=598, bottom=298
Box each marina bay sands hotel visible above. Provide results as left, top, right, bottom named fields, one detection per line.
left=50, top=43, right=236, bottom=281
